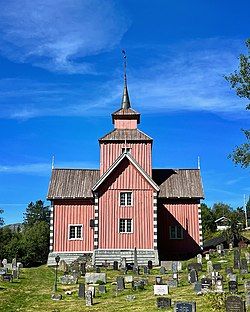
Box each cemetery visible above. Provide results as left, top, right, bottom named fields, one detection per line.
left=1, top=244, right=250, bottom=311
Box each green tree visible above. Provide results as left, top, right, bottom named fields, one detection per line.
left=212, top=202, right=233, bottom=220
left=225, top=39, right=250, bottom=168
left=0, top=208, right=4, bottom=226
left=23, top=200, right=50, bottom=227
left=246, top=196, right=250, bottom=227
left=201, top=203, right=216, bottom=239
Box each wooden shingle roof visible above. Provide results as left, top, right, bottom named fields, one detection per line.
left=152, top=169, right=204, bottom=198
left=99, top=129, right=152, bottom=141
left=47, top=169, right=100, bottom=199
left=47, top=168, right=204, bottom=200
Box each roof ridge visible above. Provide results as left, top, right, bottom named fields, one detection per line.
left=52, top=168, right=100, bottom=171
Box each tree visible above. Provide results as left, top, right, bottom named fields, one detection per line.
left=0, top=208, right=4, bottom=226
left=23, top=200, right=50, bottom=227
left=225, top=39, right=250, bottom=168
left=201, top=203, right=216, bottom=239
left=212, top=202, right=233, bottom=220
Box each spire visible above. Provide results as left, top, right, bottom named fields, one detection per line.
left=121, top=50, right=131, bottom=109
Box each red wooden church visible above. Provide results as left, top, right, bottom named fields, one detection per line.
left=47, top=66, right=204, bottom=266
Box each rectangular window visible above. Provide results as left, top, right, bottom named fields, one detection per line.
left=69, top=225, right=83, bottom=240
left=119, top=219, right=133, bottom=233
left=169, top=225, right=183, bottom=240
left=122, top=147, right=131, bottom=154
left=120, top=192, right=132, bottom=206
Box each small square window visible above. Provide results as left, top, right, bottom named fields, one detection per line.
left=69, top=225, right=83, bottom=240
left=169, top=225, right=183, bottom=240
left=119, top=219, right=133, bottom=233
left=120, top=192, right=132, bottom=206
left=122, top=147, right=131, bottom=154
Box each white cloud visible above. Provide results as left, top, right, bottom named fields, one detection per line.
left=0, top=0, right=129, bottom=73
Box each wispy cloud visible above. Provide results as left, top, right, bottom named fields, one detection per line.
left=0, top=161, right=99, bottom=175
left=0, top=0, right=129, bottom=73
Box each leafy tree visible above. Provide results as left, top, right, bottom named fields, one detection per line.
left=0, top=226, right=13, bottom=260
left=246, top=196, right=250, bottom=226
left=23, top=200, right=50, bottom=227
left=212, top=202, right=233, bottom=220
left=0, top=208, right=4, bottom=226
left=225, top=39, right=250, bottom=168
left=201, top=203, right=216, bottom=239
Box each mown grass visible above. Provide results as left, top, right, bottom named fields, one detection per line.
left=1, top=249, right=250, bottom=312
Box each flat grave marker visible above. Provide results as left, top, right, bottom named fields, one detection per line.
left=154, top=284, right=169, bottom=295
left=226, top=295, right=245, bottom=312
left=174, top=301, right=196, bottom=312
left=156, top=297, right=171, bottom=309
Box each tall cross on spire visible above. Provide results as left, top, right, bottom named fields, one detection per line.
left=121, top=50, right=131, bottom=109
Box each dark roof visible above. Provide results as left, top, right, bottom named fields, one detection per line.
left=47, top=167, right=203, bottom=200
left=99, top=129, right=152, bottom=142
left=47, top=169, right=100, bottom=199
left=112, top=108, right=139, bottom=116
left=152, top=169, right=204, bottom=198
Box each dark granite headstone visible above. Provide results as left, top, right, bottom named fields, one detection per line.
left=234, top=249, right=241, bottom=270
left=213, top=263, right=221, bottom=271
left=187, top=263, right=202, bottom=272
left=116, top=276, right=125, bottom=291
left=143, top=266, right=150, bottom=275
left=148, top=260, right=153, bottom=270
left=226, top=267, right=233, bottom=275
left=240, top=259, right=248, bottom=274
left=80, top=262, right=86, bottom=276
left=2, top=274, right=12, bottom=282
left=194, top=281, right=202, bottom=294
left=155, top=276, right=163, bottom=285
left=113, top=261, right=118, bottom=270
left=85, top=290, right=93, bottom=306
left=189, top=269, right=198, bottom=284
left=229, top=281, right=238, bottom=293
left=201, top=278, right=212, bottom=290
left=167, top=279, right=178, bottom=287
left=99, top=285, right=106, bottom=293
left=226, top=295, right=245, bottom=312
left=156, top=297, right=171, bottom=309
left=78, top=283, right=85, bottom=298
left=174, top=301, right=196, bottom=312
left=160, top=266, right=166, bottom=274
left=95, top=267, right=101, bottom=273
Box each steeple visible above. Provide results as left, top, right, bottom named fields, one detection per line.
left=121, top=50, right=131, bottom=109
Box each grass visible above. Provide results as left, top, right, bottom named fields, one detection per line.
left=1, top=249, right=250, bottom=312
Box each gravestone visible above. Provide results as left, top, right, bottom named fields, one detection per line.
left=133, top=265, right=140, bottom=275
left=132, top=280, right=145, bottom=291
left=174, top=301, right=196, bottom=312
left=17, top=262, right=23, bottom=269
left=194, top=281, right=202, bottom=295
left=215, top=279, right=224, bottom=293
left=98, top=285, right=106, bottom=293
left=216, top=244, right=222, bottom=255
left=229, top=242, right=233, bottom=250
left=78, top=283, right=85, bottom=298
left=58, top=260, right=68, bottom=272
left=213, top=263, right=221, bottom=271
left=2, top=274, right=12, bottom=282
left=160, top=266, right=166, bottom=274
left=167, top=279, right=178, bottom=287
left=155, top=276, right=163, bottom=285
left=205, top=254, right=210, bottom=261
left=113, top=261, right=118, bottom=270
left=143, top=266, right=150, bottom=275
left=229, top=274, right=237, bottom=282
left=121, top=257, right=126, bottom=270
left=241, top=259, right=248, bottom=274
left=80, top=262, right=86, bottom=276
left=173, top=272, right=178, bottom=280
left=0, top=268, right=7, bottom=275
left=87, top=286, right=95, bottom=298
left=246, top=292, right=250, bottom=309
left=85, top=273, right=106, bottom=284
left=116, top=276, right=125, bottom=291
left=12, top=269, right=18, bottom=279
left=187, top=263, right=202, bottom=272
left=161, top=261, right=172, bottom=271
left=234, top=250, right=241, bottom=269
left=85, top=290, right=93, bottom=307
left=226, top=267, right=233, bottom=275
left=134, top=247, right=138, bottom=267
left=189, top=269, right=198, bottom=284
left=95, top=267, right=101, bottom=273
left=148, top=260, right=153, bottom=270
left=156, top=297, right=171, bottom=309
left=51, top=294, right=62, bottom=301
left=124, top=275, right=133, bottom=283
left=154, top=284, right=169, bottom=295
left=197, top=254, right=202, bottom=264
left=245, top=281, right=250, bottom=292
left=126, top=295, right=135, bottom=301
left=201, top=278, right=212, bottom=291
left=2, top=259, right=7, bottom=266
left=172, top=261, right=178, bottom=273
left=226, top=296, right=245, bottom=312
left=229, top=281, right=238, bottom=293
left=245, top=252, right=250, bottom=263
left=207, top=261, right=213, bottom=274
left=60, top=274, right=77, bottom=284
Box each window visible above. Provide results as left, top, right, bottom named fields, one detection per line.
left=120, top=192, right=132, bottom=206
left=119, top=219, right=133, bottom=233
left=122, top=147, right=131, bottom=154
left=169, top=225, right=183, bottom=239
left=69, top=225, right=83, bottom=240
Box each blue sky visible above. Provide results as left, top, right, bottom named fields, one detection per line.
left=0, top=0, right=249, bottom=224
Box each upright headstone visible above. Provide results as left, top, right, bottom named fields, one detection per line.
left=226, top=267, right=233, bottom=275
left=241, top=259, right=248, bottom=274
left=2, top=259, right=7, bottom=267
left=205, top=254, right=210, bottom=261
left=85, top=290, right=93, bottom=306
left=154, top=285, right=169, bottom=295
left=201, top=278, right=212, bottom=291
left=174, top=302, right=196, bottom=312
left=78, top=283, right=85, bottom=298
left=207, top=261, right=213, bottom=274
left=189, top=269, right=198, bottom=284
left=148, top=260, right=153, bottom=270
left=87, top=286, right=95, bottom=298
left=234, top=249, right=241, bottom=270
left=124, top=275, right=133, bottom=283
left=160, top=266, right=166, bottom=275
left=194, top=281, right=202, bottom=295
left=80, top=262, right=86, bottom=276
left=85, top=273, right=106, bottom=284
left=143, top=266, right=150, bottom=275
left=113, top=261, right=118, bottom=270
left=229, top=242, right=233, bottom=250
left=58, top=260, right=68, bottom=272
left=187, top=263, right=202, bottom=272
left=229, top=281, right=238, bottom=293
left=215, top=279, right=224, bottom=293
left=225, top=296, right=245, bottom=312
left=134, top=247, right=138, bottom=267
left=155, top=276, right=163, bottom=285
left=116, top=276, right=125, bottom=291
left=197, top=254, right=202, bottom=264
left=121, top=257, right=126, bottom=270
left=213, top=263, right=221, bottom=271
left=98, top=285, right=106, bottom=294
left=156, top=297, right=171, bottom=309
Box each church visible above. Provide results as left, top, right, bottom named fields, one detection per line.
left=47, top=63, right=204, bottom=266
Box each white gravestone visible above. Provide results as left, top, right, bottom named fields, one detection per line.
left=154, top=285, right=169, bottom=295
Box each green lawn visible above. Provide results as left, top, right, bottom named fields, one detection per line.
left=0, top=249, right=250, bottom=312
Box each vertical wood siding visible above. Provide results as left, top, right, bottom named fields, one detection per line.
left=53, top=199, right=94, bottom=252
left=100, top=142, right=152, bottom=176
left=157, top=199, right=201, bottom=259
left=98, top=160, right=154, bottom=249
left=114, top=119, right=137, bottom=129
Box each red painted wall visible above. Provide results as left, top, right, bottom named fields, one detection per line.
left=98, top=159, right=154, bottom=249
left=114, top=119, right=137, bottom=129
left=100, top=141, right=152, bottom=176
left=53, top=199, right=94, bottom=252
left=157, top=199, right=201, bottom=259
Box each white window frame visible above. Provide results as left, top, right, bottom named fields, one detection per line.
left=119, top=219, right=133, bottom=233
left=68, top=224, right=83, bottom=240
left=122, top=147, right=131, bottom=154
left=119, top=191, right=133, bottom=206
left=169, top=225, right=183, bottom=240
